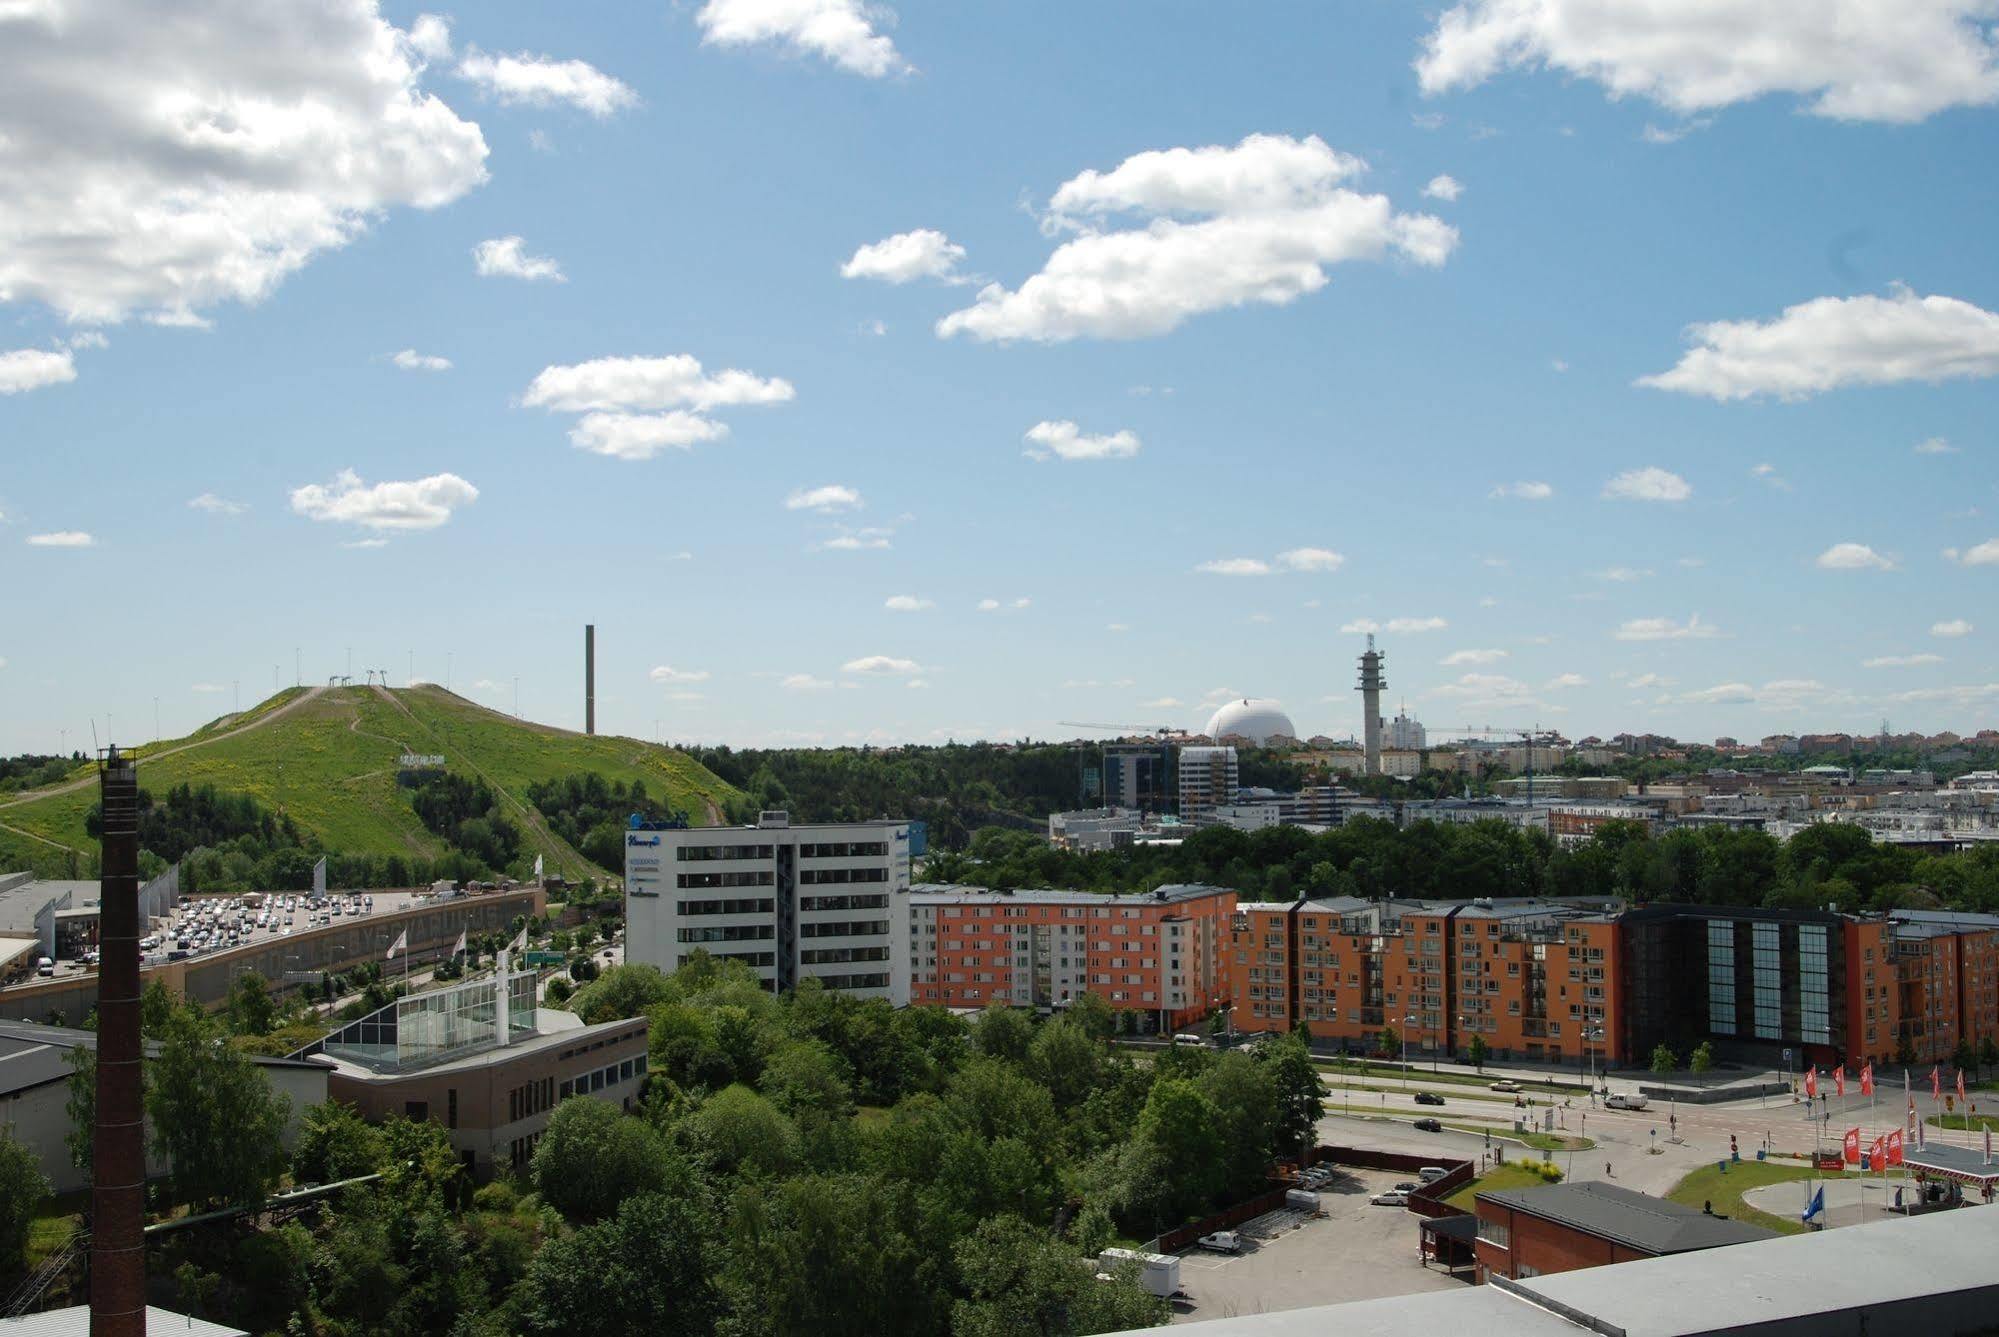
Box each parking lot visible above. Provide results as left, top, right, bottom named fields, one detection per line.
left=1168, top=1167, right=1464, bottom=1323
left=49, top=888, right=433, bottom=977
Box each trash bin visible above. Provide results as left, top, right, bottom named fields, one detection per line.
left=1756, top=1149, right=1766, bottom=1161
left=1717, top=1160, right=1728, bottom=1173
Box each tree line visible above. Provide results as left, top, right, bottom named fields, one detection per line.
left=926, top=816, right=1999, bottom=915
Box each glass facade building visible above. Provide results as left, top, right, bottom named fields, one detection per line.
left=322, top=971, right=537, bottom=1072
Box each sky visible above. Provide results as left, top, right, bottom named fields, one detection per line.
left=2, top=0, right=1998, bottom=756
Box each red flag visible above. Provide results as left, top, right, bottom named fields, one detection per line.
left=1843, top=1127, right=1861, bottom=1164
left=1861, top=1063, right=1874, bottom=1097
left=1887, top=1129, right=1904, bottom=1166
left=1805, top=1067, right=1819, bottom=1099
left=1932, top=1066, right=1942, bottom=1102
left=1957, top=1070, right=1968, bottom=1104
left=1870, top=1135, right=1886, bottom=1168
left=1835, top=1066, right=1847, bottom=1098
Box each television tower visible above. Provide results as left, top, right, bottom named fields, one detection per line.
left=1357, top=634, right=1385, bottom=777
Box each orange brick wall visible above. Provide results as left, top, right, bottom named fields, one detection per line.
left=1475, top=1200, right=1653, bottom=1281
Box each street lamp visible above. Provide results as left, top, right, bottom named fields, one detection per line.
left=1400, top=1013, right=1417, bottom=1091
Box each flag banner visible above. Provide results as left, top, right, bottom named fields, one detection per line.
left=386, top=927, right=408, bottom=960
left=1843, top=1127, right=1861, bottom=1164
left=1861, top=1064, right=1874, bottom=1097
left=452, top=926, right=467, bottom=957
left=1805, top=1068, right=1819, bottom=1100
left=1932, top=1067, right=1942, bottom=1103
left=534, top=853, right=544, bottom=881
left=1869, top=1135, right=1885, bottom=1169
left=1887, top=1129, right=1904, bottom=1166
left=1957, top=1070, right=1968, bottom=1104
left=1985, top=1128, right=1992, bottom=1163
left=1802, top=1184, right=1824, bottom=1223
left=1835, top=1066, right=1846, bottom=1099
left=312, top=856, right=327, bottom=896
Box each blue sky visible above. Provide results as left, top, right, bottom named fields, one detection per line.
left=3, top=0, right=1997, bottom=755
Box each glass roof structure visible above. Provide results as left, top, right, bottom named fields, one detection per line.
left=321, top=971, right=537, bottom=1072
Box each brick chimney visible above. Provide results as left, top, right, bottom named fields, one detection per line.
left=91, top=746, right=146, bottom=1337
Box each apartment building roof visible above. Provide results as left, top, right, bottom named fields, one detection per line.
left=1478, top=1180, right=1774, bottom=1255
left=911, top=882, right=1231, bottom=909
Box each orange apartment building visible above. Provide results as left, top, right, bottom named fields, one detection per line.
left=904, top=883, right=1235, bottom=1031
left=1890, top=910, right=1999, bottom=1062
left=1232, top=897, right=1625, bottom=1067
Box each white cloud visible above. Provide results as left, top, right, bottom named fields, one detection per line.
left=649, top=665, right=710, bottom=684
left=785, top=484, right=863, bottom=513
left=976, top=598, right=1001, bottom=612
left=1949, top=538, right=1999, bottom=566
left=1550, top=358, right=1569, bottom=372
left=1626, top=673, right=1673, bottom=689
left=455, top=50, right=638, bottom=118
left=1107, top=623, right=1130, bottom=633
left=0, top=348, right=75, bottom=394
left=1915, top=436, right=1959, bottom=455
left=1277, top=547, right=1345, bottom=573
left=391, top=349, right=452, bottom=372
left=1545, top=673, right=1588, bottom=689
left=566, top=411, right=730, bottom=460
left=1640, top=119, right=1712, bottom=145
left=1603, top=466, right=1691, bottom=502
left=1595, top=566, right=1653, bottom=582
left=780, top=672, right=833, bottom=691
left=1343, top=619, right=1380, bottom=634
left=1751, top=462, right=1790, bottom=490
left=1864, top=654, right=1944, bottom=668
left=1614, top=614, right=1721, bottom=641
left=0, top=2, right=486, bottom=326
left=1422, top=174, right=1463, bottom=202
left=936, top=134, right=1456, bottom=343
left=407, top=13, right=452, bottom=61
left=1639, top=288, right=1999, bottom=401
left=342, top=538, right=389, bottom=550
left=819, top=527, right=893, bottom=552
left=884, top=595, right=932, bottom=612
left=1344, top=616, right=1448, bottom=635
left=841, top=229, right=965, bottom=284
left=191, top=682, right=226, bottom=694
left=1012, top=597, right=1031, bottom=609
left=473, top=236, right=564, bottom=282
left=1432, top=673, right=1534, bottom=706
left=842, top=655, right=921, bottom=676
left=187, top=493, right=246, bottom=516
left=1933, top=619, right=1974, bottom=638
left=25, top=531, right=94, bottom=547
left=1679, top=682, right=1756, bottom=705
left=1490, top=480, right=1552, bottom=500
left=1023, top=419, right=1141, bottom=462
left=695, top=0, right=907, bottom=78
left=1816, top=542, right=1896, bottom=571
left=1139, top=696, right=1183, bottom=709
left=289, top=469, right=476, bottom=531
left=1441, top=648, right=1507, bottom=666
left=1414, top=0, right=1999, bottom=123
left=524, top=354, right=793, bottom=460
left=1197, top=558, right=1273, bottom=577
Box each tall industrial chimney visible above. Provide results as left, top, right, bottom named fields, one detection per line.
left=1357, top=634, right=1386, bottom=777
left=91, top=746, right=146, bottom=1337
left=585, top=624, right=596, bottom=735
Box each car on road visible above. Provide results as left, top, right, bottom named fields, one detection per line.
left=1605, top=1093, right=1650, bottom=1110
left=1413, top=1117, right=1443, bottom=1133
left=1488, top=1080, right=1522, bottom=1093
left=1369, top=1189, right=1409, bottom=1206
left=1195, top=1232, right=1242, bottom=1254
left=1413, top=1092, right=1445, bottom=1106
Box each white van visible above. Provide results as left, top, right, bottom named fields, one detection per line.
left=1171, top=1033, right=1205, bottom=1048
left=1418, top=1166, right=1448, bottom=1184
left=1605, top=1093, right=1650, bottom=1111
left=1099, top=1249, right=1180, bottom=1298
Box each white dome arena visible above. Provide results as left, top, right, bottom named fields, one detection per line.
left=1203, top=699, right=1297, bottom=745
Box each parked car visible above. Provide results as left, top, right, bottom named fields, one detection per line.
left=1413, top=1092, right=1445, bottom=1106
left=1370, top=1190, right=1409, bottom=1206
left=1489, top=1080, right=1522, bottom=1093
left=1413, top=1118, right=1443, bottom=1133
left=1418, top=1166, right=1449, bottom=1183
left=1195, top=1232, right=1242, bottom=1254
left=1393, top=1181, right=1420, bottom=1193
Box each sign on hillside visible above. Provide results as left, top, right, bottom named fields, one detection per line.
left=399, top=753, right=445, bottom=769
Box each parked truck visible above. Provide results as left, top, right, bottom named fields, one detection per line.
left=1098, top=1248, right=1180, bottom=1298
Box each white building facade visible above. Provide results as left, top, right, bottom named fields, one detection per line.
left=1178, top=746, right=1240, bottom=825
left=625, top=811, right=912, bottom=1003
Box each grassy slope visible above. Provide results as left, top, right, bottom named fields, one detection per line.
left=1443, top=1162, right=1550, bottom=1211
left=1665, top=1160, right=1818, bottom=1236
left=0, top=685, right=739, bottom=880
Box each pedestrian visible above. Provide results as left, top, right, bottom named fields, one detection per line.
left=1605, top=1161, right=1613, bottom=1178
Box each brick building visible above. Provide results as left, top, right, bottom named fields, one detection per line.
left=1474, top=1181, right=1772, bottom=1282
left=902, top=884, right=1234, bottom=1031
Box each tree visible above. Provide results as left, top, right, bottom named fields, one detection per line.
left=1980, top=1036, right=1999, bottom=1078
left=760, top=1039, right=855, bottom=1122
left=1952, top=1038, right=1978, bottom=1079
left=147, top=1006, right=290, bottom=1209
left=1262, top=1035, right=1324, bottom=1159
left=971, top=1004, right=1033, bottom=1065
left=1196, top=1054, right=1278, bottom=1200
left=1027, top=1018, right=1106, bottom=1112
left=226, top=969, right=277, bottom=1036
left=1689, top=1040, right=1715, bottom=1088
left=530, top=1096, right=685, bottom=1222
left=686, top=1083, right=801, bottom=1181
left=951, top=1213, right=1168, bottom=1337
left=1468, top=1033, right=1489, bottom=1072
left=293, top=1099, right=386, bottom=1184
left=566, top=963, right=674, bottom=1024
left=1650, top=1043, right=1679, bottom=1079
left=0, top=1127, right=49, bottom=1279
left=1132, top=1078, right=1224, bottom=1224
left=1376, top=1026, right=1400, bottom=1059
left=519, top=1189, right=721, bottom=1337
left=1064, top=992, right=1117, bottom=1043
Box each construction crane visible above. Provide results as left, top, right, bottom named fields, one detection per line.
left=1429, top=724, right=1559, bottom=804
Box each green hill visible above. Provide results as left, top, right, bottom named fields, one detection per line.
left=0, top=684, right=738, bottom=881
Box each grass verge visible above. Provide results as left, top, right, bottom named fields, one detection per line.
left=1443, top=1163, right=1551, bottom=1212
left=1664, top=1160, right=1820, bottom=1236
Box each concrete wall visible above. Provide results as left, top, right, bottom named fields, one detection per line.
left=0, top=889, right=541, bottom=1026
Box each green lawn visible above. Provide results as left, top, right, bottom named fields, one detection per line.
left=0, top=685, right=741, bottom=880
left=1444, top=1163, right=1552, bottom=1212
left=1926, top=1112, right=1999, bottom=1133
left=1437, top=1120, right=1595, bottom=1151
left=1665, top=1160, right=1821, bottom=1236
left=27, top=1209, right=83, bottom=1269
left=1315, top=1059, right=1584, bottom=1095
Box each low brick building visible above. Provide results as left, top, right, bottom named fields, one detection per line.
left=1473, top=1181, right=1772, bottom=1282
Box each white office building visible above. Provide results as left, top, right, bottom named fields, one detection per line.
left=1178, top=746, right=1239, bottom=825
left=1387, top=710, right=1426, bottom=751
left=624, top=810, right=913, bottom=1003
